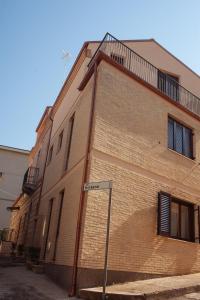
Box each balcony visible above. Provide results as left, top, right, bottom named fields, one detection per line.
left=89, top=33, right=200, bottom=118
left=22, top=167, right=39, bottom=195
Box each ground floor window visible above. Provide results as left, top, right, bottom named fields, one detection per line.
left=158, top=192, right=195, bottom=242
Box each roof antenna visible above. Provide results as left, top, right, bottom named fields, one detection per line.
left=61, top=50, right=71, bottom=66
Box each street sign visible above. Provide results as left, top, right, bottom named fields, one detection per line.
left=84, top=181, right=112, bottom=191
left=83, top=179, right=113, bottom=300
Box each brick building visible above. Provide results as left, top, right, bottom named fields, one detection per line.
left=9, top=33, right=200, bottom=294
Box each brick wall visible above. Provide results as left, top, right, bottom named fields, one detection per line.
left=38, top=76, right=94, bottom=265
left=79, top=60, right=200, bottom=276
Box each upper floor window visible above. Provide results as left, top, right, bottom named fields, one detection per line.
left=158, top=192, right=194, bottom=242
left=57, top=130, right=64, bottom=153
left=65, top=114, right=75, bottom=170
left=168, top=117, right=193, bottom=159
left=47, top=145, right=53, bottom=165
left=158, top=70, right=179, bottom=102
left=36, top=149, right=41, bottom=168
left=110, top=53, right=124, bottom=66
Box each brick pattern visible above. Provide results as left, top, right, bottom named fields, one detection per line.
left=79, top=61, right=200, bottom=276
left=38, top=78, right=94, bottom=265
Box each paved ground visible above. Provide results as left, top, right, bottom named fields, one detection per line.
left=3, top=265, right=200, bottom=299
left=171, top=294, right=200, bottom=299
left=0, top=265, right=76, bottom=300
left=80, top=272, right=200, bottom=300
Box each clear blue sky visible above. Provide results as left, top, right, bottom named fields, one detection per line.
left=1, top=0, right=200, bottom=150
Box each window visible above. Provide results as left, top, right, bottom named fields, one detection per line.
left=158, top=70, right=179, bottom=101
left=65, top=114, right=75, bottom=170
left=22, top=213, right=27, bottom=232
left=110, top=53, right=124, bottom=66
left=36, top=149, right=41, bottom=169
left=43, top=198, right=54, bottom=259
left=158, top=192, right=194, bottom=242
left=53, top=190, right=64, bottom=260
left=57, top=130, right=64, bottom=153
left=168, top=117, right=193, bottom=159
left=47, top=145, right=53, bottom=165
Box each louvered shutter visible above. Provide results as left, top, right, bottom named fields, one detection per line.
left=194, top=205, right=200, bottom=243
left=158, top=192, right=171, bottom=236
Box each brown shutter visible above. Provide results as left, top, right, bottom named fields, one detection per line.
left=158, top=192, right=171, bottom=236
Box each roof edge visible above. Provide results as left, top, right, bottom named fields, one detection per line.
left=0, top=145, right=30, bottom=154
left=149, top=38, right=200, bottom=79
left=36, top=106, right=52, bottom=132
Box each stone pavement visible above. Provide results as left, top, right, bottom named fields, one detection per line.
left=171, top=293, right=200, bottom=299
left=0, top=265, right=76, bottom=300
left=80, top=272, right=200, bottom=299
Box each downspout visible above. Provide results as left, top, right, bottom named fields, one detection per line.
left=32, top=111, right=54, bottom=247
left=70, top=62, right=98, bottom=296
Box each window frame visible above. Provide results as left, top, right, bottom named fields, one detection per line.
left=158, top=70, right=179, bottom=102
left=57, top=130, right=64, bottom=154
left=47, top=145, right=53, bottom=165
left=52, top=189, right=65, bottom=261
left=110, top=52, right=125, bottom=66
left=168, top=116, right=193, bottom=159
left=158, top=192, right=195, bottom=243
left=65, top=113, right=75, bottom=170
left=43, top=198, right=54, bottom=259
left=170, top=197, right=194, bottom=242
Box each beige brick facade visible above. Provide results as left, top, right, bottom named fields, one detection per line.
left=78, top=61, right=200, bottom=277
left=9, top=36, right=200, bottom=292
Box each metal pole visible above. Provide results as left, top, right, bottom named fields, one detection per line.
left=102, top=187, right=112, bottom=300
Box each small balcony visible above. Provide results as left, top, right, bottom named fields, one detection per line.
left=22, top=167, right=39, bottom=195
left=89, top=33, right=200, bottom=118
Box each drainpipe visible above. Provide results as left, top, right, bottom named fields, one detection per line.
left=69, top=62, right=98, bottom=296
left=32, top=110, right=54, bottom=248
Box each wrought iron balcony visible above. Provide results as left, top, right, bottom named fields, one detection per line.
left=22, top=167, right=39, bottom=195
left=89, top=33, right=200, bottom=118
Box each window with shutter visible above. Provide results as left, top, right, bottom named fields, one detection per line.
left=158, top=192, right=195, bottom=242
left=158, top=192, right=171, bottom=236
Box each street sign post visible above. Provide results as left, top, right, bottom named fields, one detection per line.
left=84, top=180, right=113, bottom=300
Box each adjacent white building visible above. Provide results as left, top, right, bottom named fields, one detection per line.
left=0, top=145, right=29, bottom=230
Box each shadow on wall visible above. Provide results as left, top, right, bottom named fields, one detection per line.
left=81, top=206, right=199, bottom=278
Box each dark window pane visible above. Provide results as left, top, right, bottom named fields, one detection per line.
left=166, top=77, right=179, bottom=101
left=168, top=117, right=193, bottom=159
left=65, top=114, right=75, bottom=170
left=181, top=205, right=190, bottom=240
left=158, top=71, right=166, bottom=93
left=158, top=72, right=179, bottom=101
left=168, top=118, right=174, bottom=149
left=175, top=123, right=183, bottom=154
left=171, top=202, right=179, bottom=237
left=184, top=127, right=192, bottom=158
left=111, top=53, right=124, bottom=65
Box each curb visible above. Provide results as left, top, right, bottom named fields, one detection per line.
left=80, top=284, right=200, bottom=300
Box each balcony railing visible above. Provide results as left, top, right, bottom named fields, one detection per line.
left=89, top=33, right=200, bottom=117
left=22, top=167, right=39, bottom=195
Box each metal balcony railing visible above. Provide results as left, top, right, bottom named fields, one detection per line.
left=22, top=167, right=39, bottom=195
left=89, top=33, right=200, bottom=117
